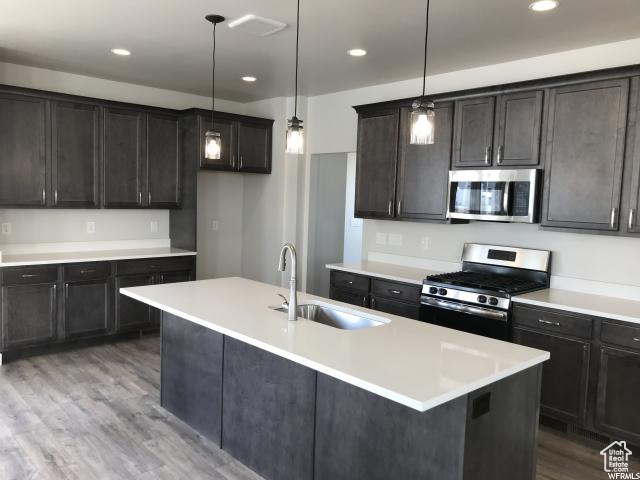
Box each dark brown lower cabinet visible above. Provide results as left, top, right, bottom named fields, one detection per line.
left=370, top=295, right=420, bottom=320
left=595, top=347, right=640, bottom=444
left=329, top=286, right=369, bottom=307
left=1, top=282, right=57, bottom=350
left=114, top=274, right=155, bottom=332
left=513, top=327, right=590, bottom=424
left=64, top=279, right=110, bottom=338
left=159, top=270, right=193, bottom=284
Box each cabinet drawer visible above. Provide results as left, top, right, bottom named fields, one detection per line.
left=63, top=262, right=111, bottom=282
left=601, top=322, right=640, bottom=352
left=329, top=287, right=369, bottom=308
left=513, top=305, right=592, bottom=339
left=371, top=296, right=420, bottom=320
left=2, top=265, right=58, bottom=285
left=115, top=256, right=194, bottom=276
left=330, top=271, right=370, bottom=293
left=371, top=279, right=421, bottom=303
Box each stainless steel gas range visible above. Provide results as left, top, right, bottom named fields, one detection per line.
left=420, top=243, right=551, bottom=341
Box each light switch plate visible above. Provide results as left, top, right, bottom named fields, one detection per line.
left=86, top=221, right=96, bottom=234
left=388, top=233, right=403, bottom=247
left=212, top=220, right=220, bottom=231
left=1, top=222, right=11, bottom=235
left=375, top=232, right=387, bottom=245
left=150, top=220, right=159, bottom=233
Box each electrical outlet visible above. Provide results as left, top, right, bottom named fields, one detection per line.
left=212, top=220, right=220, bottom=231
left=388, top=233, right=403, bottom=247
left=86, top=221, right=96, bottom=234
left=150, top=220, right=159, bottom=233
left=420, top=236, right=429, bottom=250
left=375, top=232, right=387, bottom=245
left=350, top=217, right=363, bottom=227
left=1, top=222, right=11, bottom=235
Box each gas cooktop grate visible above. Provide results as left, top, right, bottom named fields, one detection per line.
left=425, top=271, right=546, bottom=294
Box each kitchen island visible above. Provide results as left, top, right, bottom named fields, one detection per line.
left=121, top=277, right=549, bottom=480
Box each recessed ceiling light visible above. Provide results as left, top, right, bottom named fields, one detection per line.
left=110, top=48, right=131, bottom=56
left=242, top=76, right=257, bottom=82
left=529, top=0, right=559, bottom=12
left=348, top=48, right=367, bottom=57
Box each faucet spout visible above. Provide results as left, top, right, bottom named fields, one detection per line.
left=277, top=243, right=298, bottom=321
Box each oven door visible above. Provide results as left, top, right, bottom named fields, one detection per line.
left=420, top=296, right=511, bottom=341
left=446, top=169, right=540, bottom=223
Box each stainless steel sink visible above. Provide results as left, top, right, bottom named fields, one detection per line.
left=270, top=303, right=387, bottom=330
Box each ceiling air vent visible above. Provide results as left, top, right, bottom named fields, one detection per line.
left=228, top=14, right=287, bottom=36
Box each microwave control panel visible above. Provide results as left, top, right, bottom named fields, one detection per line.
left=512, top=182, right=531, bottom=217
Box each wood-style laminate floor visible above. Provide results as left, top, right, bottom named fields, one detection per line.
left=0, top=336, right=636, bottom=480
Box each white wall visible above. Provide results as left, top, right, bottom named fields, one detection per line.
left=304, top=37, right=640, bottom=290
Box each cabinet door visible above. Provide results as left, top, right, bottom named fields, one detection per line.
left=103, top=107, right=144, bottom=207
left=329, top=287, right=369, bottom=308
left=494, top=91, right=543, bottom=167
left=51, top=101, right=101, bottom=208
left=159, top=270, right=193, bottom=284
left=452, top=96, right=495, bottom=168
left=370, top=296, right=420, bottom=320
left=64, top=279, right=110, bottom=338
left=0, top=93, right=47, bottom=207
left=199, top=116, right=235, bottom=171
left=146, top=113, right=181, bottom=208
left=237, top=120, right=272, bottom=174
left=626, top=77, right=640, bottom=234
left=114, top=274, right=154, bottom=332
left=542, top=79, right=628, bottom=231
left=396, top=102, right=452, bottom=221
left=513, top=328, right=590, bottom=424
left=1, top=283, right=57, bottom=350
left=355, top=108, right=400, bottom=218
left=595, top=347, right=640, bottom=444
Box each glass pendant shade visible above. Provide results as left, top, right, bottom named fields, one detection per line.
left=410, top=101, right=435, bottom=145
left=286, top=116, right=304, bottom=154
left=204, top=130, right=222, bottom=160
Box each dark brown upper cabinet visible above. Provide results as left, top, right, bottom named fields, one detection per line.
left=237, top=119, right=272, bottom=174
left=146, top=112, right=181, bottom=208
left=354, top=107, right=400, bottom=218
left=0, top=92, right=48, bottom=207
left=494, top=90, right=544, bottom=167
left=199, top=116, right=236, bottom=171
left=196, top=110, right=273, bottom=174
left=452, top=96, right=495, bottom=168
left=396, top=102, right=453, bottom=221
left=51, top=100, right=101, bottom=208
left=102, top=107, right=144, bottom=208
left=541, top=79, right=629, bottom=231
left=624, top=77, right=640, bottom=235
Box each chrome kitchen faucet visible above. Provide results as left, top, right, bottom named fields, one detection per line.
left=277, top=243, right=298, bottom=321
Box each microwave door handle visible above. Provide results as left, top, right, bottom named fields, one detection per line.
left=421, top=297, right=508, bottom=322
left=503, top=182, right=510, bottom=215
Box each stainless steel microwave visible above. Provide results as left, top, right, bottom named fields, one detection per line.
left=446, top=169, right=542, bottom=223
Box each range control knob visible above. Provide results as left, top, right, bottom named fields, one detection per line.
left=488, top=297, right=499, bottom=306
left=438, top=288, right=448, bottom=296
left=429, top=287, right=438, bottom=294
left=477, top=295, right=487, bottom=304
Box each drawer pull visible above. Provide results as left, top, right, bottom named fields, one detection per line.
left=634, top=337, right=640, bottom=342
left=363, top=296, right=368, bottom=307
left=21, top=274, right=39, bottom=278
left=346, top=280, right=353, bottom=284
left=538, top=319, right=561, bottom=327
left=150, top=265, right=160, bottom=269
left=80, top=269, right=97, bottom=274
left=389, top=289, right=401, bottom=295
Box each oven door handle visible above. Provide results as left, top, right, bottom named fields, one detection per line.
left=421, top=297, right=508, bottom=322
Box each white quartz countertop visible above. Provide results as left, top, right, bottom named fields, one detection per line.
left=326, top=261, right=441, bottom=286
left=514, top=288, right=640, bottom=325
left=0, top=247, right=196, bottom=267
left=121, top=277, right=548, bottom=412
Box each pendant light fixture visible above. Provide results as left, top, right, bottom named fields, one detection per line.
left=285, top=0, right=304, bottom=154
left=204, top=14, right=225, bottom=160
left=410, top=0, right=435, bottom=145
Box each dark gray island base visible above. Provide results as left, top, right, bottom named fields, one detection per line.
left=161, top=313, right=542, bottom=480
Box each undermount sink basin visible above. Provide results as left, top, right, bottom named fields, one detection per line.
left=270, top=303, right=388, bottom=330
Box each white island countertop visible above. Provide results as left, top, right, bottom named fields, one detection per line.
left=121, top=277, right=549, bottom=412
left=326, top=261, right=441, bottom=285
left=0, top=247, right=196, bottom=267
left=514, top=288, right=640, bottom=325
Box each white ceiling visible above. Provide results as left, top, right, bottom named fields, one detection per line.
left=1, top=0, right=640, bottom=102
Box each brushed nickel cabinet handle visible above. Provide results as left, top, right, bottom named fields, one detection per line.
left=484, top=146, right=491, bottom=165
left=346, top=280, right=353, bottom=284
left=630, top=209, right=636, bottom=231
left=80, top=269, right=96, bottom=274
left=148, top=192, right=151, bottom=204
left=389, top=289, right=401, bottom=295
left=633, top=337, right=640, bottom=342
left=388, top=200, right=393, bottom=216
left=42, top=188, right=46, bottom=205
left=363, top=296, right=368, bottom=307
left=496, top=145, right=504, bottom=165
left=138, top=191, right=142, bottom=204
left=397, top=200, right=402, bottom=216
left=610, top=207, right=618, bottom=229
left=21, top=274, right=39, bottom=278
left=371, top=297, right=376, bottom=309
left=538, top=318, right=560, bottom=327
left=54, top=189, right=58, bottom=205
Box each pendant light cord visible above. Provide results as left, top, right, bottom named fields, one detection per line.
left=294, top=0, right=300, bottom=117
left=211, top=22, right=217, bottom=124
left=421, top=0, right=431, bottom=101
